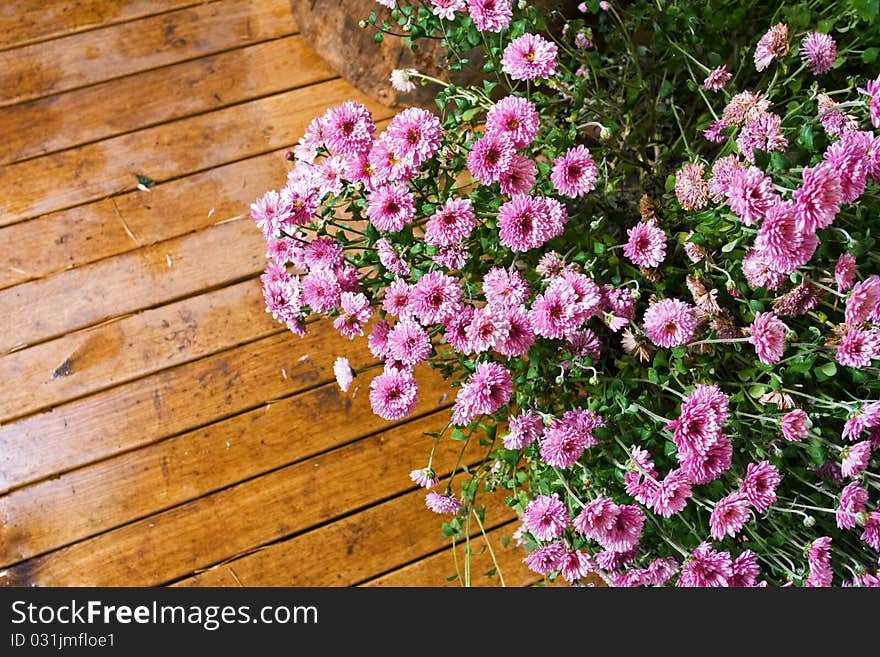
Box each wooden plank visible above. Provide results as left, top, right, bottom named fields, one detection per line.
left=0, top=0, right=296, bottom=107
left=363, top=522, right=537, bottom=587
left=0, top=78, right=392, bottom=226
left=175, top=488, right=515, bottom=587
left=0, top=320, right=388, bottom=494
left=0, top=119, right=393, bottom=290
left=0, top=35, right=336, bottom=164
left=0, top=366, right=451, bottom=566
left=0, top=219, right=267, bottom=353
left=0, top=278, right=278, bottom=422
left=0, top=1, right=206, bottom=52
left=0, top=410, right=478, bottom=586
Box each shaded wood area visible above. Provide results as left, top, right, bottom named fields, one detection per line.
left=0, top=0, right=521, bottom=587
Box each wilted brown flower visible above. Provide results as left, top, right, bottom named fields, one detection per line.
left=622, top=327, right=654, bottom=363
left=710, top=313, right=748, bottom=339
left=773, top=281, right=821, bottom=317
left=757, top=391, right=797, bottom=410
left=639, top=266, right=661, bottom=283
left=686, top=274, right=722, bottom=315
left=639, top=194, right=658, bottom=223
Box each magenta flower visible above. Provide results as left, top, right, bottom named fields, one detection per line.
left=497, top=194, right=565, bottom=253
left=710, top=492, right=751, bottom=540
left=550, top=145, right=598, bottom=198
left=369, top=368, right=419, bottom=420
left=677, top=543, right=733, bottom=587
left=485, top=95, right=540, bottom=149
left=701, top=65, right=732, bottom=92
left=501, top=33, right=558, bottom=80
left=429, top=0, right=465, bottom=20
left=521, top=494, right=570, bottom=541
left=409, top=467, right=439, bottom=490
left=730, top=550, right=762, bottom=587
left=703, top=119, right=728, bottom=143
left=482, top=267, right=530, bottom=308
left=805, top=537, right=833, bottom=587
left=650, top=469, right=693, bottom=518
left=740, top=460, right=780, bottom=512
left=754, top=22, right=788, bottom=72
left=467, top=0, right=512, bottom=32
left=680, top=435, right=732, bottom=484
left=523, top=541, right=565, bottom=575
left=424, top=197, right=476, bottom=247
left=559, top=549, right=594, bottom=583
left=792, top=163, right=842, bottom=232
left=841, top=441, right=872, bottom=478
left=409, top=271, right=461, bottom=325
left=384, top=107, right=442, bottom=167
left=498, top=153, right=538, bottom=196
left=737, top=111, right=788, bottom=163
left=502, top=411, right=544, bottom=450
left=824, top=131, right=869, bottom=204
left=749, top=311, right=787, bottom=365
left=386, top=318, right=432, bottom=366
left=321, top=101, right=375, bottom=156
left=382, top=278, right=412, bottom=318
left=539, top=422, right=587, bottom=468
left=366, top=183, right=415, bottom=232
left=301, top=267, right=341, bottom=314
left=845, top=275, right=880, bottom=325
left=835, top=253, right=857, bottom=292
left=708, top=154, right=747, bottom=203
left=642, top=298, right=698, bottom=348
left=333, top=291, right=373, bottom=339
left=837, top=481, right=868, bottom=530
left=376, top=238, right=411, bottom=278
left=741, top=247, right=786, bottom=290
left=800, top=32, right=836, bottom=75
left=368, top=320, right=391, bottom=359
left=465, top=306, right=511, bottom=354
left=675, top=162, right=710, bottom=210
left=467, top=132, right=515, bottom=185
left=496, top=305, right=535, bottom=357
left=451, top=361, right=513, bottom=426
left=623, top=220, right=667, bottom=268
left=425, top=491, right=462, bottom=515
left=725, top=166, right=777, bottom=226
left=836, top=327, right=880, bottom=369
left=858, top=74, right=880, bottom=128
left=780, top=409, right=810, bottom=442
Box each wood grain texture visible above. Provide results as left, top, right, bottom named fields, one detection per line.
left=0, top=219, right=266, bottom=353
left=175, top=488, right=515, bottom=587
left=0, top=366, right=451, bottom=566
left=0, top=0, right=296, bottom=107
left=362, top=522, right=535, bottom=587
left=0, top=278, right=278, bottom=422
left=0, top=1, right=207, bottom=51
left=0, top=320, right=387, bottom=494
left=0, top=78, right=393, bottom=226
left=0, top=410, right=471, bottom=586
left=0, top=35, right=335, bottom=164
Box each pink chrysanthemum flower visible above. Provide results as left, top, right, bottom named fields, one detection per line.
left=708, top=155, right=747, bottom=203
left=321, top=101, right=375, bottom=156
left=467, top=132, right=515, bottom=185
left=467, top=0, right=512, bottom=32
left=529, top=278, right=580, bottom=340
left=550, top=145, right=598, bottom=198
left=333, top=291, right=373, bottom=340
left=366, top=183, right=415, bottom=233
left=650, top=469, right=693, bottom=518
left=824, top=131, right=870, bottom=204
left=376, top=237, right=411, bottom=278
left=740, top=461, right=780, bottom=512
left=754, top=22, right=788, bottom=72
left=368, top=134, right=417, bottom=183
left=539, top=423, right=586, bottom=468
left=792, top=163, right=842, bottom=232
left=725, top=166, right=777, bottom=226
left=674, top=162, right=710, bottom=210
left=483, top=267, right=530, bottom=307
left=669, top=401, right=722, bottom=457
left=301, top=267, right=341, bottom=314
left=386, top=318, right=432, bottom=366
left=559, top=549, right=594, bottom=583
left=497, top=194, right=563, bottom=253
left=430, top=0, right=465, bottom=20
left=443, top=304, right=474, bottom=355
left=424, top=197, right=476, bottom=247
left=687, top=383, right=731, bottom=425
left=835, top=253, right=857, bottom=292
left=737, top=111, right=788, bottom=163
left=498, top=153, right=538, bottom=196
left=572, top=495, right=616, bottom=537
left=390, top=68, right=418, bottom=94
left=501, top=33, right=558, bottom=81
left=754, top=201, right=802, bottom=261
left=800, top=32, right=836, bottom=75
left=523, top=541, right=565, bottom=575
left=858, top=74, right=880, bottom=129
left=642, top=298, right=698, bottom=348
left=485, top=95, right=540, bottom=149
left=836, top=327, right=880, bottom=369
left=710, top=492, right=751, bottom=540
left=265, top=234, right=306, bottom=269
left=250, top=189, right=293, bottom=239
left=837, top=481, right=868, bottom=530
left=730, top=550, right=762, bottom=587
left=333, top=356, right=354, bottom=393
left=845, top=275, right=880, bottom=325
left=566, top=327, right=601, bottom=360
left=561, top=408, right=603, bottom=449
left=805, top=537, right=833, bottom=587
left=677, top=543, right=732, bottom=587
left=432, top=244, right=468, bottom=270
left=843, top=401, right=880, bottom=441
left=723, top=91, right=771, bottom=127
left=593, top=505, right=645, bottom=554
left=841, top=441, right=872, bottom=478
left=409, top=271, right=461, bottom=325
left=369, top=368, right=419, bottom=420
left=384, top=107, right=442, bottom=167
left=261, top=262, right=305, bottom=334
left=522, top=494, right=570, bottom=541
left=425, top=491, right=462, bottom=515
left=780, top=408, right=810, bottom=442
left=451, top=361, right=512, bottom=426
left=382, top=278, right=412, bottom=318
left=703, top=119, right=728, bottom=143
left=409, top=467, right=439, bottom=490
left=749, top=311, right=787, bottom=365
left=624, top=446, right=659, bottom=504
left=343, top=150, right=380, bottom=191
left=303, top=237, right=344, bottom=272
left=741, top=247, right=786, bottom=290
left=368, top=320, right=391, bottom=359
left=861, top=513, right=880, bottom=551
left=502, top=410, right=544, bottom=450
left=702, top=65, right=732, bottom=92
left=680, top=435, right=732, bottom=484
left=465, top=306, right=511, bottom=354
left=497, top=305, right=535, bottom=357
left=817, top=93, right=859, bottom=137
left=623, top=220, right=666, bottom=268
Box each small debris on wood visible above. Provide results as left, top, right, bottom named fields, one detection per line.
left=226, top=441, right=231, bottom=449
left=134, top=173, right=156, bottom=191
left=298, top=354, right=309, bottom=362
left=51, top=358, right=73, bottom=379
left=208, top=207, right=215, bottom=218
left=281, top=368, right=287, bottom=380
left=166, top=254, right=173, bottom=267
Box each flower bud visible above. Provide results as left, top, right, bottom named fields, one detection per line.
left=600, top=126, right=612, bottom=142
left=855, top=511, right=870, bottom=526
left=358, top=20, right=368, bottom=29
left=802, top=515, right=816, bottom=528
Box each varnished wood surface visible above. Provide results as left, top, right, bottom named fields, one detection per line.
left=0, top=0, right=520, bottom=588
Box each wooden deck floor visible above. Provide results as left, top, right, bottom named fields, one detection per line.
left=0, top=0, right=532, bottom=587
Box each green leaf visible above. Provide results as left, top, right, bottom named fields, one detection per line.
left=799, top=124, right=814, bottom=150
left=850, top=0, right=879, bottom=21
left=863, top=47, right=879, bottom=64
left=721, top=237, right=741, bottom=253
left=815, top=362, right=837, bottom=380
left=134, top=173, right=156, bottom=188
